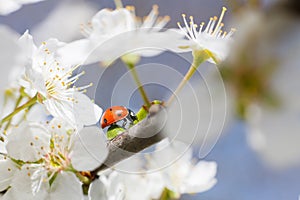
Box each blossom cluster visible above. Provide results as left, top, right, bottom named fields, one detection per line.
left=0, top=1, right=235, bottom=199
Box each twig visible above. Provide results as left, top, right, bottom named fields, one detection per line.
left=91, top=104, right=167, bottom=177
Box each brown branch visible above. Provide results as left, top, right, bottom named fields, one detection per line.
left=91, top=104, right=167, bottom=178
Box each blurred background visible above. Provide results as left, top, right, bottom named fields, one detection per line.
left=1, top=0, right=300, bottom=199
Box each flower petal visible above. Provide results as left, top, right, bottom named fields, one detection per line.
left=6, top=122, right=50, bottom=162
left=57, top=39, right=93, bottom=66
left=5, top=165, right=49, bottom=200
left=18, top=30, right=36, bottom=61
left=0, top=159, right=18, bottom=192
left=91, top=8, right=134, bottom=39
left=49, top=172, right=83, bottom=200
left=71, top=126, right=108, bottom=171
left=183, top=161, right=217, bottom=193
left=0, top=0, right=20, bottom=15
left=44, top=93, right=102, bottom=129
left=32, top=1, right=96, bottom=44
left=88, top=178, right=107, bottom=200
left=72, top=92, right=103, bottom=127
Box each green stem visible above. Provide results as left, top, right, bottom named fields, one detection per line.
left=125, top=62, right=151, bottom=108
left=165, top=50, right=211, bottom=107
left=4, top=95, right=23, bottom=130
left=76, top=172, right=91, bottom=185
left=114, top=0, right=123, bottom=9
left=0, top=94, right=37, bottom=127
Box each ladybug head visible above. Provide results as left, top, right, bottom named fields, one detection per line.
left=127, top=109, right=137, bottom=122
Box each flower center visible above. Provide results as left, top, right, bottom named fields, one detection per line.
left=43, top=133, right=71, bottom=174
left=40, top=44, right=92, bottom=102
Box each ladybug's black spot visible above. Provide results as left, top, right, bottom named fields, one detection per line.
left=104, top=118, right=107, bottom=124
left=109, top=108, right=112, bottom=111
left=117, top=113, right=122, bottom=117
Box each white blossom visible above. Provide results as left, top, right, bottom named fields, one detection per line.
left=32, top=1, right=97, bottom=43
left=1, top=119, right=108, bottom=198
left=18, top=31, right=102, bottom=128
left=90, top=139, right=218, bottom=200
left=89, top=171, right=164, bottom=200
left=177, top=7, right=235, bottom=63
left=58, top=5, right=183, bottom=65
left=148, top=139, right=217, bottom=198
left=1, top=167, right=83, bottom=200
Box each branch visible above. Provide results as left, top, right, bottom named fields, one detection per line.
left=91, top=104, right=167, bottom=177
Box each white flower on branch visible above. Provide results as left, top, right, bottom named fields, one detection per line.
left=90, top=139, right=217, bottom=200
left=1, top=119, right=108, bottom=198
left=89, top=169, right=165, bottom=200
left=18, top=31, right=102, bottom=128
left=177, top=7, right=235, bottom=64
left=58, top=5, right=184, bottom=65
left=148, top=140, right=217, bottom=198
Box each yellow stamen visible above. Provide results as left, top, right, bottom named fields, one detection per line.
left=213, top=7, right=227, bottom=35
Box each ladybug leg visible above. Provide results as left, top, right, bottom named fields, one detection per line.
left=122, top=118, right=128, bottom=128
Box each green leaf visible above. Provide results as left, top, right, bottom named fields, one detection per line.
left=107, top=125, right=126, bottom=140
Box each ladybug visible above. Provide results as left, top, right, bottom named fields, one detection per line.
left=100, top=106, right=137, bottom=129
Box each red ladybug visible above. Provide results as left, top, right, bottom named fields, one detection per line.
left=100, top=106, right=137, bottom=129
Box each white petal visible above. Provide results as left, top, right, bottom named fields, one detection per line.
left=57, top=39, right=93, bottom=66
left=72, top=93, right=103, bottom=127
left=0, top=0, right=45, bottom=15
left=0, top=159, right=18, bottom=191
left=26, top=104, right=48, bottom=122
left=145, top=173, right=165, bottom=199
left=71, top=126, right=108, bottom=171
left=44, top=98, right=75, bottom=127
left=49, top=172, right=83, bottom=200
left=105, top=172, right=126, bottom=200
left=150, top=139, right=192, bottom=170
left=0, top=0, right=20, bottom=15
left=132, top=30, right=186, bottom=57
left=18, top=30, right=36, bottom=61
left=86, top=30, right=184, bottom=64
left=88, top=178, right=107, bottom=200
left=183, top=161, right=217, bottom=193
left=45, top=93, right=101, bottom=129
left=6, top=122, right=50, bottom=162
left=91, top=8, right=134, bottom=37
left=7, top=165, right=49, bottom=200
left=0, top=141, right=6, bottom=154
left=113, top=154, right=144, bottom=173
left=22, top=66, right=46, bottom=97
left=37, top=38, right=65, bottom=53
left=32, top=1, right=97, bottom=43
